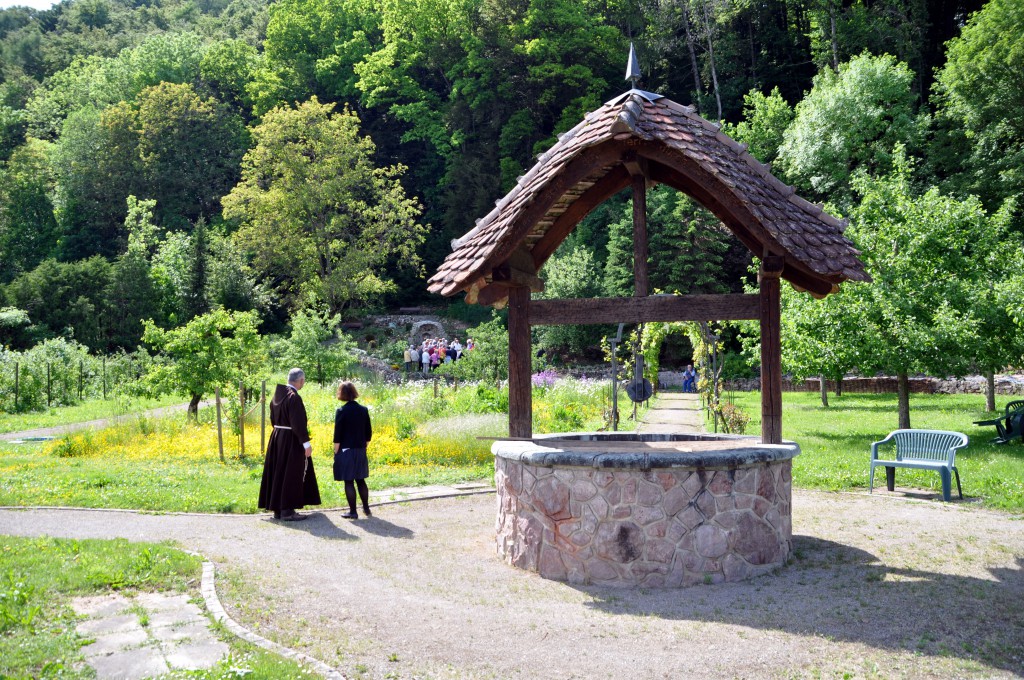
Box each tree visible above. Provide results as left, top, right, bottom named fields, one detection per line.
left=278, top=306, right=355, bottom=385
left=223, top=97, right=427, bottom=314
left=0, top=138, right=58, bottom=282
left=536, top=245, right=607, bottom=357
left=720, top=87, right=794, bottom=165
left=142, top=309, right=267, bottom=416
left=931, top=0, right=1024, bottom=215
left=604, top=187, right=739, bottom=298
left=199, top=38, right=261, bottom=114
left=777, top=283, right=860, bottom=407
left=50, top=103, right=141, bottom=260
left=5, top=256, right=112, bottom=351
left=133, top=82, right=248, bottom=229
left=105, top=196, right=162, bottom=350
left=776, top=53, right=917, bottom=207
left=844, top=150, right=1007, bottom=428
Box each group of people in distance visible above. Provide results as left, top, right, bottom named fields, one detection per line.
left=404, top=336, right=474, bottom=373
left=257, top=367, right=373, bottom=522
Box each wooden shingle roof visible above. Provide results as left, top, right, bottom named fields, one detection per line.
left=428, top=91, right=870, bottom=301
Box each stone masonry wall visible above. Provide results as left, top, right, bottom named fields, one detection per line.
left=495, top=459, right=792, bottom=587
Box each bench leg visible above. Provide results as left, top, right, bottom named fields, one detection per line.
left=939, top=468, right=952, bottom=502
left=885, top=466, right=895, bottom=492
left=953, top=467, right=963, bottom=500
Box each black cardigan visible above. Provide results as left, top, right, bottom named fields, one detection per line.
left=333, top=400, right=372, bottom=449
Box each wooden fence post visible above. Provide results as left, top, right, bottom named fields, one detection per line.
left=239, top=380, right=245, bottom=458
left=215, top=387, right=225, bottom=463
left=260, top=380, right=267, bottom=453
left=433, top=377, right=439, bottom=398
left=14, top=362, right=18, bottom=411
left=79, top=360, right=84, bottom=400
left=102, top=357, right=107, bottom=400
left=46, top=363, right=51, bottom=408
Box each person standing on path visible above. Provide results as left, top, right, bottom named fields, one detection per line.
left=258, top=368, right=321, bottom=521
left=333, top=380, right=373, bottom=520
left=682, top=364, right=697, bottom=393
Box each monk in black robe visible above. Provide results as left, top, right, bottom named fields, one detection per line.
left=258, top=368, right=321, bottom=521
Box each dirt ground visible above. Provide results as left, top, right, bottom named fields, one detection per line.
left=3, top=488, right=1023, bottom=679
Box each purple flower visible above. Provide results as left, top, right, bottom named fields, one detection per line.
left=532, top=369, right=559, bottom=388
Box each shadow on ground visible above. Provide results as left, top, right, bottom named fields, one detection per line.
left=576, top=536, right=1024, bottom=675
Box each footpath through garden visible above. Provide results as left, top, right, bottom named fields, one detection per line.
left=0, top=401, right=208, bottom=442
left=636, top=391, right=702, bottom=434
left=1, top=393, right=1023, bottom=679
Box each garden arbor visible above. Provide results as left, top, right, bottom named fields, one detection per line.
left=428, top=74, right=869, bottom=445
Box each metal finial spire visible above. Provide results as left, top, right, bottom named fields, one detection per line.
left=625, top=42, right=641, bottom=87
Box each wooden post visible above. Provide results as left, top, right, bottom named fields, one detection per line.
left=433, top=377, right=438, bottom=398
left=610, top=341, right=619, bottom=431
left=759, top=256, right=785, bottom=444
left=79, top=360, right=84, bottom=400
left=14, top=362, right=18, bottom=411
left=102, top=357, right=107, bottom=399
left=507, top=285, right=532, bottom=438
left=239, top=380, right=245, bottom=458
left=631, top=173, right=649, bottom=297
left=46, top=363, right=51, bottom=408
left=260, top=380, right=266, bottom=453
left=215, top=386, right=225, bottom=463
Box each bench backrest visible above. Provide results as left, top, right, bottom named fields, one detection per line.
left=890, top=430, right=968, bottom=463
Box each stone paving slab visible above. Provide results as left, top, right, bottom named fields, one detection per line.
left=73, top=591, right=229, bottom=679
left=88, top=647, right=169, bottom=680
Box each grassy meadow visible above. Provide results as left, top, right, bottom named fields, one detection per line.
left=0, top=378, right=620, bottom=513
left=724, top=390, right=1024, bottom=511
left=0, top=535, right=316, bottom=679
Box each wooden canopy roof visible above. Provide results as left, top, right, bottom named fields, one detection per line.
left=428, top=90, right=870, bottom=303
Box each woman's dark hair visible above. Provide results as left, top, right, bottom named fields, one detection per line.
left=337, top=381, right=359, bottom=401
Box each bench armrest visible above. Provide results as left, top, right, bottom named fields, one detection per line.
left=870, top=432, right=897, bottom=460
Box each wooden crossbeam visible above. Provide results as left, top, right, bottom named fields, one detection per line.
left=528, top=294, right=760, bottom=326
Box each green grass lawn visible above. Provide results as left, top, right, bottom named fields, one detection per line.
left=724, top=391, right=1024, bottom=511
left=0, top=535, right=314, bottom=679
left=0, top=393, right=186, bottom=435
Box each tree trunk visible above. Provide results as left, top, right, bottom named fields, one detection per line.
left=836, top=378, right=843, bottom=396
left=897, top=372, right=911, bottom=430
left=829, top=2, right=839, bottom=71
left=188, top=392, right=202, bottom=419
left=682, top=3, right=703, bottom=105
left=819, top=375, right=829, bottom=408
left=986, top=370, right=996, bottom=412
left=700, top=0, right=723, bottom=121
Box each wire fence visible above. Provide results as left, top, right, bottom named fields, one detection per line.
left=0, top=348, right=151, bottom=414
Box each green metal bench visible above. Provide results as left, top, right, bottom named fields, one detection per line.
left=869, top=429, right=968, bottom=502
left=972, top=399, right=1024, bottom=444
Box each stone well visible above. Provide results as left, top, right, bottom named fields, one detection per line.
left=493, top=433, right=799, bottom=587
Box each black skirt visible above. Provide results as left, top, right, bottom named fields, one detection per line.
left=333, top=447, right=369, bottom=481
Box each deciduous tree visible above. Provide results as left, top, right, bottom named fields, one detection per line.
left=142, top=309, right=267, bottom=416
left=223, top=97, right=427, bottom=314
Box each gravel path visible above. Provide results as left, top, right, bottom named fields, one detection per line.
left=0, top=401, right=204, bottom=441
left=2, top=490, right=1022, bottom=679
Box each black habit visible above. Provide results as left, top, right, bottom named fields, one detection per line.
left=258, top=384, right=321, bottom=512
left=333, top=400, right=372, bottom=481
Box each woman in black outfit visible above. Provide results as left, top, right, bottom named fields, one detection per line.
left=333, top=381, right=373, bottom=519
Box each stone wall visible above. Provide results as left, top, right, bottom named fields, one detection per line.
left=495, top=458, right=792, bottom=587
